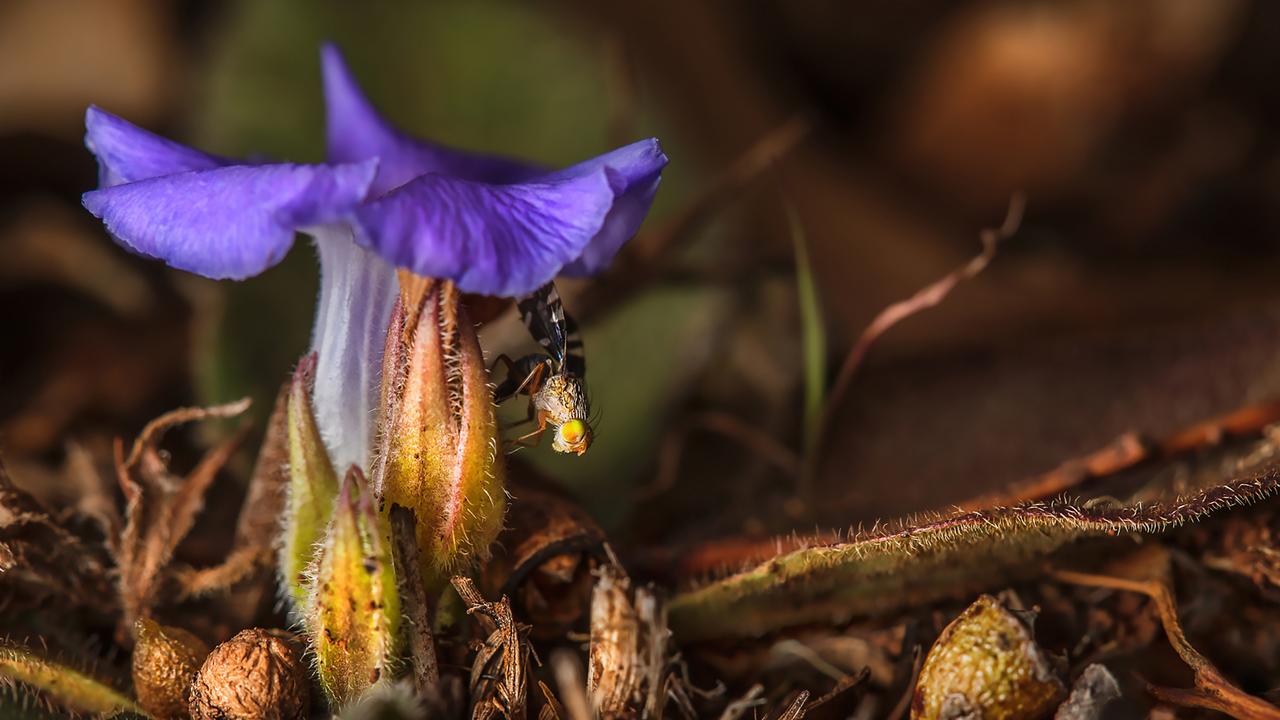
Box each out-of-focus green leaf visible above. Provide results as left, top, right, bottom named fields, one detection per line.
left=789, top=207, right=826, bottom=466
left=497, top=286, right=730, bottom=528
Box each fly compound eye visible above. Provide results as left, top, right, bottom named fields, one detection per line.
left=560, top=419, right=586, bottom=445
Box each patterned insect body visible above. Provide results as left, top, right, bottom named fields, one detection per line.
left=493, top=282, right=593, bottom=455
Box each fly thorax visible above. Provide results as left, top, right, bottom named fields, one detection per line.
left=533, top=373, right=590, bottom=426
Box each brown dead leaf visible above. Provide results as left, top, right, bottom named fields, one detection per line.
left=454, top=576, right=530, bottom=720
left=113, top=399, right=251, bottom=641
left=483, top=485, right=607, bottom=639
left=0, top=459, right=113, bottom=615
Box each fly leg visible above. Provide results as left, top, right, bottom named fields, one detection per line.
left=506, top=410, right=550, bottom=453
left=491, top=354, right=546, bottom=404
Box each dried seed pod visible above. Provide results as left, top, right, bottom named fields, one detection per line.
left=588, top=565, right=641, bottom=717
left=913, top=595, right=1065, bottom=720
left=189, top=628, right=309, bottom=720
left=132, top=618, right=210, bottom=719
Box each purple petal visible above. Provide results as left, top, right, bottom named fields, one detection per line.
left=553, top=139, right=667, bottom=276
left=309, top=226, right=398, bottom=472
left=351, top=167, right=619, bottom=296
left=321, top=43, right=543, bottom=196
left=85, top=106, right=229, bottom=188
left=351, top=139, right=667, bottom=296
left=82, top=161, right=378, bottom=280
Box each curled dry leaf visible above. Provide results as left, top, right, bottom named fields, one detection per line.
left=490, top=485, right=607, bottom=595
left=483, top=485, right=606, bottom=641
left=114, top=398, right=252, bottom=640
left=912, top=595, right=1064, bottom=720
left=132, top=617, right=210, bottom=720
left=669, top=468, right=1280, bottom=641
left=188, top=627, right=310, bottom=720
left=453, top=576, right=529, bottom=720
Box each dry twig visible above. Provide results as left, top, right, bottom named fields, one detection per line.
left=1051, top=569, right=1280, bottom=719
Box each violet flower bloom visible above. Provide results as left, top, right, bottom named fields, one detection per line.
left=82, top=45, right=667, bottom=472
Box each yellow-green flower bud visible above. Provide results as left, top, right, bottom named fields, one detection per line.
left=307, top=466, right=401, bottom=707
left=372, top=278, right=506, bottom=594
left=281, top=354, right=341, bottom=611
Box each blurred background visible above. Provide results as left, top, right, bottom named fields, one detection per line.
left=6, top=0, right=1280, bottom=560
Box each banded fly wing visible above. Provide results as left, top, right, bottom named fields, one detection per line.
left=516, top=282, right=566, bottom=363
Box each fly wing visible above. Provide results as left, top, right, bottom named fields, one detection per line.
left=516, top=281, right=586, bottom=377
left=517, top=282, right=569, bottom=366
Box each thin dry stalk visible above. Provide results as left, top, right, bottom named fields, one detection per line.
left=811, top=194, right=1025, bottom=487
left=774, top=691, right=809, bottom=720
left=390, top=505, right=441, bottom=696
left=551, top=649, right=592, bottom=720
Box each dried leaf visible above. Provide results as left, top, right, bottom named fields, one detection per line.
left=483, top=486, right=606, bottom=641
left=669, top=468, right=1280, bottom=641
left=0, top=461, right=113, bottom=614
left=114, top=398, right=251, bottom=639
left=453, top=576, right=528, bottom=720
left=774, top=691, right=809, bottom=720
left=815, top=194, right=1025, bottom=470
left=173, top=377, right=293, bottom=615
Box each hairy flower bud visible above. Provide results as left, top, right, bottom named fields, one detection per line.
left=308, top=466, right=401, bottom=707
left=189, top=628, right=309, bottom=720
left=914, top=595, right=1064, bottom=720
left=372, top=277, right=506, bottom=593
left=281, top=354, right=341, bottom=610
left=132, top=618, right=210, bottom=719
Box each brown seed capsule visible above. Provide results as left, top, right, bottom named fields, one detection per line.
left=132, top=618, right=210, bottom=719
left=188, top=628, right=310, bottom=720
left=913, top=595, right=1065, bottom=720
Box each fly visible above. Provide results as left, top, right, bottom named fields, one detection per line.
left=491, top=281, right=593, bottom=455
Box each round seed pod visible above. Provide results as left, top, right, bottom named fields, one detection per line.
left=188, top=628, right=309, bottom=720
left=913, top=594, right=1065, bottom=720
left=132, top=618, right=210, bottom=720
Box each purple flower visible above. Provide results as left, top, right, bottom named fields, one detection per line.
left=81, top=44, right=667, bottom=472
